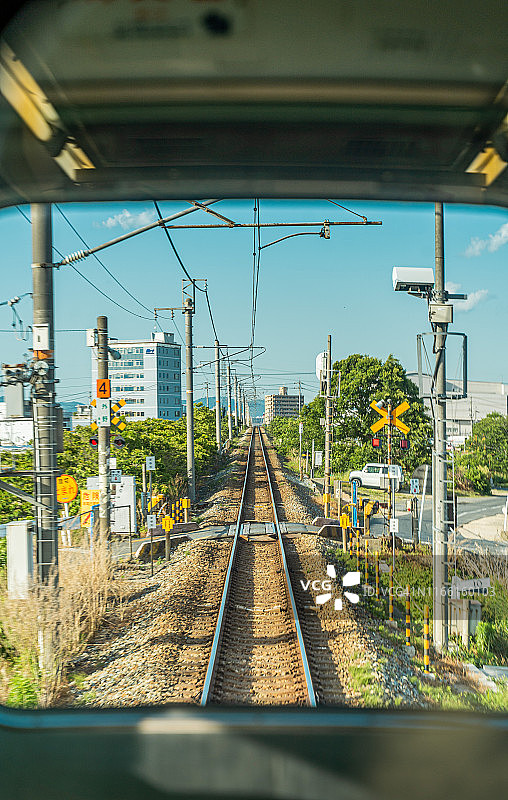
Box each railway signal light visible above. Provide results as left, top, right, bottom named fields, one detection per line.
left=112, top=435, right=126, bottom=448
left=89, top=436, right=98, bottom=448
left=372, top=437, right=381, bottom=447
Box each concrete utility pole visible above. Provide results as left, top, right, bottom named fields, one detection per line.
left=433, top=202, right=449, bottom=651
left=226, top=357, right=233, bottom=440
left=324, top=335, right=332, bottom=518
left=31, top=203, right=59, bottom=583
left=184, top=298, right=196, bottom=503
left=97, top=315, right=110, bottom=540
left=234, top=373, right=239, bottom=428
left=215, top=339, right=221, bottom=451
left=387, top=399, right=393, bottom=522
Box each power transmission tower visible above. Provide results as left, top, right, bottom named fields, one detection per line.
left=96, top=315, right=110, bottom=540
left=32, top=203, right=59, bottom=583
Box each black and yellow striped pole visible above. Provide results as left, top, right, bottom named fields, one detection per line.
left=375, top=551, right=380, bottom=601
left=172, top=502, right=176, bottom=523
left=389, top=564, right=394, bottom=622
left=356, top=531, right=360, bottom=571
left=423, top=604, right=430, bottom=672
left=364, top=540, right=369, bottom=586
left=348, top=527, right=353, bottom=554
left=405, top=584, right=411, bottom=647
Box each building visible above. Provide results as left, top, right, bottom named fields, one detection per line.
left=91, top=332, right=182, bottom=421
left=407, top=373, right=508, bottom=446
left=71, top=404, right=92, bottom=430
left=264, top=386, right=304, bottom=425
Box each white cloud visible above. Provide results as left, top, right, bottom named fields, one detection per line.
left=95, top=208, right=157, bottom=230
left=445, top=281, right=488, bottom=312
left=465, top=221, right=508, bottom=257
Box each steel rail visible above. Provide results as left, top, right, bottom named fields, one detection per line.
left=200, top=429, right=256, bottom=706
left=257, top=427, right=318, bottom=708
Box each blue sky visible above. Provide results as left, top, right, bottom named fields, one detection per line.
left=1, top=199, right=507, bottom=408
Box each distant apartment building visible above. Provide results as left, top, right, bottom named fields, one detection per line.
left=72, top=404, right=92, bottom=430
left=264, top=386, right=304, bottom=425
left=407, top=373, right=508, bottom=445
left=91, top=332, right=182, bottom=421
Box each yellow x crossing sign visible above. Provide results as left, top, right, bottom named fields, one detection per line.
left=370, top=400, right=410, bottom=435
left=90, top=397, right=127, bottom=431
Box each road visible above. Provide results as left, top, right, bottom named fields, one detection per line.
left=370, top=492, right=508, bottom=546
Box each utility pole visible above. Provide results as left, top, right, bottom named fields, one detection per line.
left=205, top=381, right=209, bottom=409
left=387, top=399, right=392, bottom=522
left=32, top=203, right=59, bottom=583
left=298, top=380, right=302, bottom=414
left=215, top=339, right=221, bottom=451
left=226, top=357, right=233, bottom=440
left=324, top=335, right=332, bottom=518
left=184, top=298, right=196, bottom=503
left=433, top=202, right=449, bottom=652
left=234, top=373, right=239, bottom=428
left=97, top=315, right=110, bottom=541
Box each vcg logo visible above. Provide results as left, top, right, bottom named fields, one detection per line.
left=300, top=564, right=361, bottom=611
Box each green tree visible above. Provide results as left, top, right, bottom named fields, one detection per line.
left=268, top=353, right=432, bottom=477
left=454, top=412, right=508, bottom=493
left=0, top=405, right=223, bottom=523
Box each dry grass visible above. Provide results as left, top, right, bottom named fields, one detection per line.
left=0, top=537, right=130, bottom=707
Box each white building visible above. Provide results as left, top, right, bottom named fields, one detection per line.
left=0, top=402, right=32, bottom=448
left=91, top=332, right=182, bottom=421
left=407, top=373, right=508, bottom=445
left=264, top=386, right=304, bottom=425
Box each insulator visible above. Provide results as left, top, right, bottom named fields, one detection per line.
left=61, top=250, right=87, bottom=264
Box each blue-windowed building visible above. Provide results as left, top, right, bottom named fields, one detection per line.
left=91, top=332, right=182, bottom=421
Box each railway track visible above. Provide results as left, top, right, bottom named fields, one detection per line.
left=201, top=427, right=317, bottom=706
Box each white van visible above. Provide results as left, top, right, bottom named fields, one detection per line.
left=348, top=463, right=403, bottom=491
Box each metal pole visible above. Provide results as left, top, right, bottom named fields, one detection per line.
left=142, top=462, right=147, bottom=523
left=149, top=468, right=153, bottom=576
left=324, top=335, right=332, bottom=517
left=387, top=400, right=392, bottom=523
left=226, top=358, right=233, bottom=441
left=184, top=299, right=196, bottom=503
left=311, top=439, right=315, bottom=479
left=97, top=315, right=110, bottom=541
left=299, top=423, right=303, bottom=480
left=32, top=203, right=59, bottom=584
left=234, top=374, right=239, bottom=428
left=215, top=339, right=221, bottom=450
left=433, top=201, right=449, bottom=652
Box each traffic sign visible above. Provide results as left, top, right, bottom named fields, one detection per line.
left=389, top=518, right=399, bottom=533
left=146, top=456, right=155, bottom=471
left=147, top=514, right=157, bottom=529
left=410, top=478, right=420, bottom=495
left=351, top=479, right=358, bottom=504
left=95, top=399, right=110, bottom=427
left=56, top=474, right=78, bottom=503
left=96, top=378, right=111, bottom=399
left=110, top=469, right=122, bottom=484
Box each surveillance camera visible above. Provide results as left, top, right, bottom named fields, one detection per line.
left=392, top=266, right=435, bottom=294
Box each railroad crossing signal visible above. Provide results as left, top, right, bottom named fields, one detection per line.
left=90, top=397, right=127, bottom=432
left=370, top=400, right=410, bottom=435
